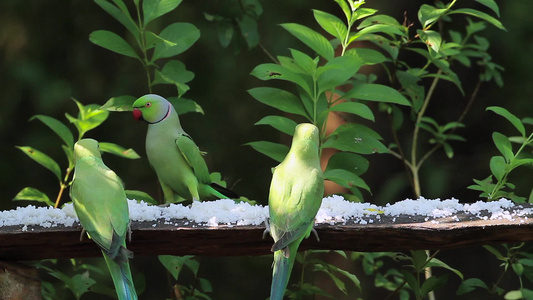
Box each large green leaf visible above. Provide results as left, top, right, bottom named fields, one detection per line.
left=255, top=115, right=297, bottom=136
left=322, top=124, right=388, bottom=154
left=94, top=0, right=139, bottom=41
left=328, top=102, right=374, bottom=121
left=475, top=0, right=500, bottom=17
left=492, top=132, right=513, bottom=162
left=325, top=152, right=369, bottom=176
left=323, top=169, right=370, bottom=192
left=237, top=15, right=259, bottom=49
left=158, top=255, right=197, bottom=280
left=16, top=146, right=62, bottom=181
left=281, top=23, right=334, bottom=60
left=143, top=0, right=182, bottom=26
left=152, top=22, right=200, bottom=61
left=125, top=190, right=156, bottom=205
left=448, top=8, right=506, bottom=31
left=99, top=142, right=140, bottom=159
left=248, top=87, right=309, bottom=119
left=13, top=187, right=53, bottom=206
left=245, top=141, right=289, bottom=162
left=153, top=60, right=194, bottom=96
left=89, top=30, right=139, bottom=59
left=418, top=4, right=448, bottom=28
left=418, top=29, right=442, bottom=53
left=457, top=278, right=489, bottom=295
left=250, top=63, right=313, bottom=96
left=342, top=83, right=411, bottom=106
left=316, top=55, right=362, bottom=94
left=489, top=155, right=506, bottom=181
left=100, top=95, right=137, bottom=112
left=487, top=106, right=526, bottom=137
left=30, top=115, right=74, bottom=150
left=313, top=9, right=347, bottom=41
left=168, top=97, right=204, bottom=115
left=66, top=100, right=110, bottom=138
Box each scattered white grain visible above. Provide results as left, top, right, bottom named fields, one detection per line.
left=0, top=196, right=527, bottom=229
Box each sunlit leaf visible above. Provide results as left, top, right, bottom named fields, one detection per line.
left=248, top=87, right=309, bottom=119
left=281, top=23, right=334, bottom=60
left=126, top=190, right=156, bottom=205
left=343, top=83, right=411, bottom=106
left=489, top=156, right=506, bottom=181
left=329, top=101, right=374, bottom=121
left=152, top=22, right=200, bottom=61
left=13, top=187, right=53, bottom=206
left=99, top=142, right=140, bottom=159
left=94, top=0, right=139, bottom=40
left=448, top=8, right=506, bottom=31
left=255, top=115, right=297, bottom=136
left=168, top=97, right=204, bottom=115
left=313, top=10, right=347, bottom=41
left=487, top=106, right=526, bottom=137
left=89, top=30, right=139, bottom=59
left=100, top=95, right=137, bottom=112
left=143, top=0, right=182, bottom=26
left=324, top=169, right=370, bottom=192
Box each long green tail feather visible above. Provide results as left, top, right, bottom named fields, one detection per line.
left=102, top=251, right=137, bottom=300
left=270, top=245, right=298, bottom=300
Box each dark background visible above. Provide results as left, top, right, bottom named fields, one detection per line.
left=0, top=1, right=531, bottom=299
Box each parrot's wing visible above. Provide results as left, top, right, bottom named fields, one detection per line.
left=176, top=134, right=211, bottom=183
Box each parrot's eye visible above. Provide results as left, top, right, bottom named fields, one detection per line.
left=146, top=102, right=152, bottom=108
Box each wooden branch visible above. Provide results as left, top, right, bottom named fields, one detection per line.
left=1, top=204, right=532, bottom=261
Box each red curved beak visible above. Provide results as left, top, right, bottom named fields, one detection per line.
left=133, top=108, right=143, bottom=121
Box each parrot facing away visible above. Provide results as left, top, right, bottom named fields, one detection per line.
left=132, top=94, right=238, bottom=203
left=267, top=123, right=324, bottom=300
left=70, top=139, right=137, bottom=300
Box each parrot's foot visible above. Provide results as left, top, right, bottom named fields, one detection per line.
left=262, top=218, right=271, bottom=239
left=311, top=228, right=320, bottom=242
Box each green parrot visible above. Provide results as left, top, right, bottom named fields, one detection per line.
left=70, top=139, right=137, bottom=300
left=132, top=94, right=238, bottom=203
left=267, top=123, right=324, bottom=300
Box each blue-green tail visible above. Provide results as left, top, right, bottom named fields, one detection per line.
left=270, top=247, right=297, bottom=300
left=103, top=250, right=138, bottom=300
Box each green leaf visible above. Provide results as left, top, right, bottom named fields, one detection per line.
left=418, top=4, right=448, bottom=28
left=255, top=115, right=297, bottom=136
left=143, top=0, right=182, bottom=26
left=490, top=156, right=507, bottom=181
left=153, top=60, right=194, bottom=96
left=13, top=187, right=53, bottom=206
left=487, top=106, right=526, bottom=137
left=69, top=272, right=96, bottom=299
left=324, top=168, right=371, bottom=192
left=410, top=250, right=428, bottom=271
left=343, top=83, right=411, bottom=106
left=322, top=124, right=388, bottom=154
left=317, top=55, right=362, bottom=93
left=427, top=258, right=463, bottom=280
left=89, top=30, right=139, bottom=59
left=396, top=70, right=425, bottom=112
left=457, top=278, right=489, bottom=295
left=217, top=20, right=233, bottom=48
left=483, top=245, right=506, bottom=261
left=325, top=152, right=369, bottom=176
left=100, top=95, right=137, bottom=112
left=313, top=265, right=347, bottom=294
left=475, top=0, right=500, bottom=17
left=281, top=23, right=334, bottom=60
left=168, top=97, right=204, bottom=115
left=313, top=9, right=348, bottom=41
left=248, top=87, right=309, bottom=119
left=448, top=8, right=506, bottom=31
left=400, top=269, right=420, bottom=296
left=334, top=0, right=351, bottom=24
left=66, top=100, right=109, bottom=138
left=98, top=142, right=140, bottom=159
left=245, top=141, right=289, bottom=162
left=16, top=146, right=62, bottom=181
left=250, top=63, right=313, bottom=96
left=30, top=115, right=74, bottom=150
left=237, top=14, right=259, bottom=49
left=289, top=49, right=318, bottom=75
left=152, top=22, right=200, bottom=61
left=329, top=102, right=374, bottom=121
left=358, top=14, right=401, bottom=28
left=125, top=190, right=157, bottom=205
left=345, top=48, right=387, bottom=65
left=94, top=0, right=139, bottom=41
left=349, top=23, right=406, bottom=44
left=420, top=275, right=448, bottom=297
left=418, top=30, right=442, bottom=53
left=493, top=132, right=513, bottom=162
left=158, top=255, right=194, bottom=281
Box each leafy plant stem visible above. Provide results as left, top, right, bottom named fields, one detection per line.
left=134, top=2, right=153, bottom=93
left=54, top=166, right=73, bottom=208
left=410, top=70, right=442, bottom=197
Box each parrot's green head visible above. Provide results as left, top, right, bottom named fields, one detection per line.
left=73, top=139, right=102, bottom=163
left=132, top=94, right=172, bottom=124
left=292, top=123, right=320, bottom=154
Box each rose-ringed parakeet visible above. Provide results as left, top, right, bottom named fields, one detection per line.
left=132, top=94, right=238, bottom=203
left=70, top=139, right=137, bottom=300
left=267, top=123, right=324, bottom=300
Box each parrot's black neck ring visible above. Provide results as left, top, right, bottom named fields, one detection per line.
left=148, top=103, right=172, bottom=124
